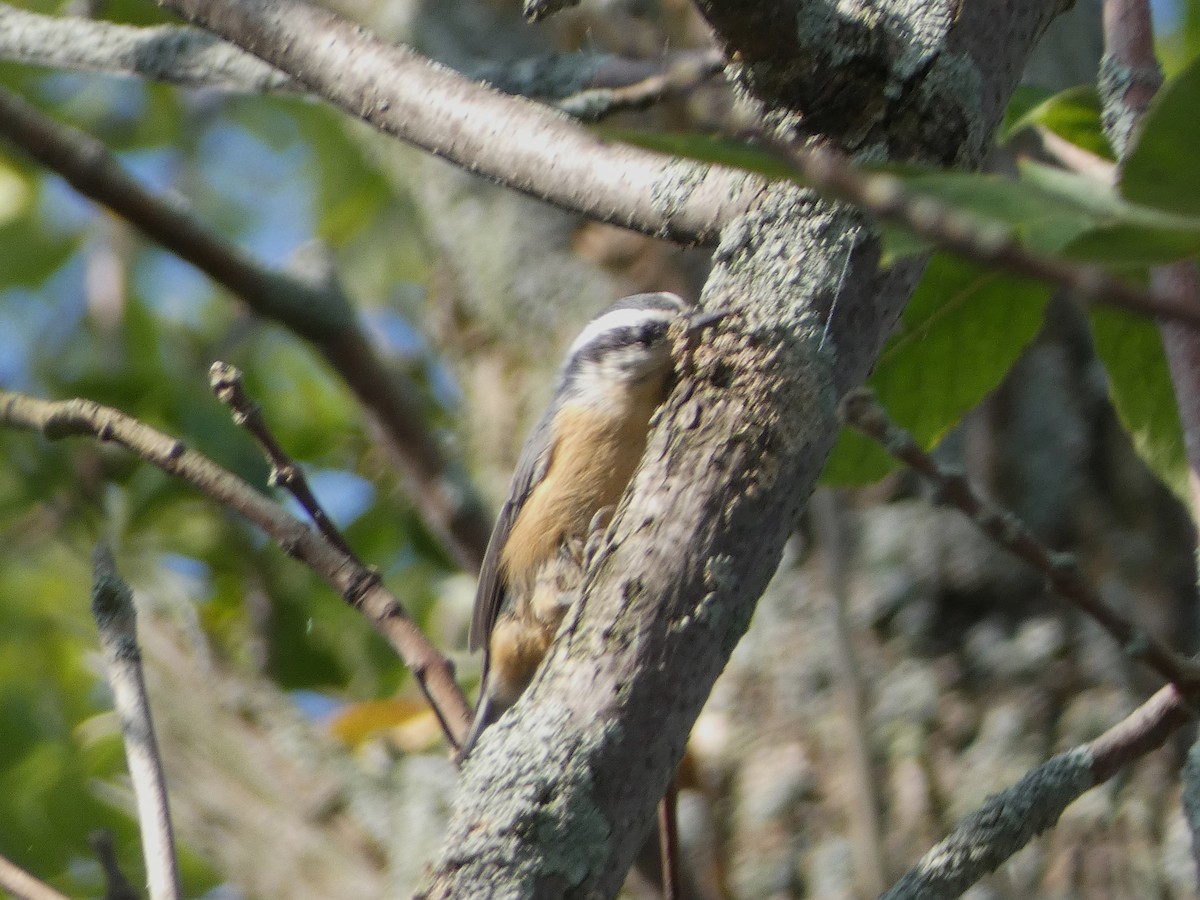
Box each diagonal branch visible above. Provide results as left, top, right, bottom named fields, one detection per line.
left=841, top=388, right=1200, bottom=690
left=0, top=853, right=70, bottom=900
left=152, top=0, right=760, bottom=246
left=210, top=362, right=360, bottom=561
left=553, top=49, right=726, bottom=122
left=779, top=139, right=1200, bottom=331
left=0, top=84, right=492, bottom=574
left=0, top=4, right=725, bottom=118
left=0, top=389, right=473, bottom=748
left=883, top=684, right=1192, bottom=899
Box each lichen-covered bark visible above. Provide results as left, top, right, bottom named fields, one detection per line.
left=424, top=0, right=1064, bottom=893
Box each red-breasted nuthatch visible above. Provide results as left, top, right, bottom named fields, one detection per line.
left=460, top=291, right=723, bottom=758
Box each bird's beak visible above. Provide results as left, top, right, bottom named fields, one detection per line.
left=687, top=308, right=730, bottom=333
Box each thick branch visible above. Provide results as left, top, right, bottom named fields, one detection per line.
left=423, top=0, right=1062, bottom=887
left=153, top=0, right=759, bottom=245
left=0, top=85, right=491, bottom=573
left=0, top=390, right=473, bottom=747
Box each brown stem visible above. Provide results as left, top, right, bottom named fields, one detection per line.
left=841, top=388, right=1200, bottom=690
left=1, top=389, right=473, bottom=748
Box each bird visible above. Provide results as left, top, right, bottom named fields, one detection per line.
left=460, top=291, right=724, bottom=759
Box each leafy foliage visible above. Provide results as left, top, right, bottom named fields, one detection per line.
left=822, top=255, right=1052, bottom=484
left=2, top=0, right=1200, bottom=893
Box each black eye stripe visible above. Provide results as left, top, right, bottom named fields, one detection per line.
left=575, top=321, right=669, bottom=363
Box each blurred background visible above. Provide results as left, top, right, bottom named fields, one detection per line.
left=2, top=0, right=1200, bottom=895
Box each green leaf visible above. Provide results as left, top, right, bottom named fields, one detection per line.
left=592, top=127, right=795, bottom=180
left=883, top=166, right=1096, bottom=254
left=1017, top=162, right=1200, bottom=264
left=1063, top=223, right=1200, bottom=265
left=1000, top=85, right=1055, bottom=137
left=822, top=254, right=1051, bottom=484
left=1001, top=85, right=1115, bottom=160
left=1089, top=308, right=1189, bottom=505
left=1122, top=54, right=1200, bottom=217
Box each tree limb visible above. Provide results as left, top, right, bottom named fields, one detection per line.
left=0, top=389, right=473, bottom=747
left=883, top=684, right=1192, bottom=899
left=420, top=0, right=1063, bottom=886
left=0, top=84, right=492, bottom=574
left=0, top=4, right=724, bottom=116
left=842, top=388, right=1200, bottom=689
left=1096, top=0, right=1200, bottom=513
left=152, top=0, right=760, bottom=246
left=778, top=139, right=1200, bottom=331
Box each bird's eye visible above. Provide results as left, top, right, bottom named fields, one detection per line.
left=639, top=322, right=666, bottom=346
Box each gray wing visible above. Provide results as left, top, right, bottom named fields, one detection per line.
left=468, top=404, right=558, bottom=653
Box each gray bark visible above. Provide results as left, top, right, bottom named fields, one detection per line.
left=423, top=0, right=1063, bottom=892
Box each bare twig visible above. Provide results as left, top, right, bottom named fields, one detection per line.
left=841, top=388, right=1200, bottom=690
left=883, top=684, right=1191, bottom=899
left=0, top=85, right=492, bottom=573
left=152, top=0, right=758, bottom=246
left=209, top=361, right=359, bottom=561
left=91, top=544, right=182, bottom=900
left=0, top=4, right=724, bottom=119
left=811, top=488, right=887, bottom=895
left=87, top=831, right=139, bottom=900
left=555, top=49, right=726, bottom=122
left=1, top=389, right=472, bottom=747
left=0, top=854, right=70, bottom=900
left=658, top=782, right=681, bottom=900
left=779, top=140, right=1200, bottom=330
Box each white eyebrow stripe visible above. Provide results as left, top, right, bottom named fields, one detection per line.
left=566, top=307, right=672, bottom=358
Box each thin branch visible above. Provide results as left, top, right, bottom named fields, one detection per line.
left=153, top=0, right=759, bottom=246
left=0, top=84, right=492, bottom=574
left=0, top=4, right=296, bottom=92
left=0, top=854, right=70, bottom=900
left=88, top=830, right=140, bottom=900
left=811, top=489, right=887, bottom=895
left=91, top=544, right=182, bottom=900
left=209, top=361, right=359, bottom=561
left=658, top=783, right=681, bottom=900
left=1, top=389, right=472, bottom=748
left=1028, top=127, right=1116, bottom=186
left=0, top=5, right=725, bottom=119
left=554, top=49, right=726, bottom=122
left=883, top=684, right=1192, bottom=899
left=778, top=139, right=1200, bottom=331
left=841, top=388, right=1200, bottom=690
